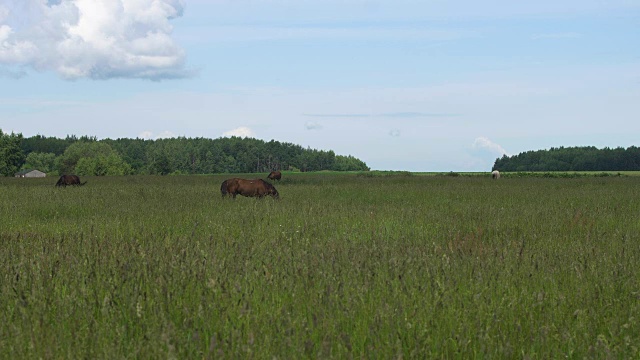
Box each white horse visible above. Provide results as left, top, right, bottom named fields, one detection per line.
left=492, top=170, right=500, bottom=179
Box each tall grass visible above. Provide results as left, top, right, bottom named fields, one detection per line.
left=1, top=174, right=639, bottom=358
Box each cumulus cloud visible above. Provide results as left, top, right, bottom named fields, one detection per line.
left=305, top=121, right=322, bottom=130
left=472, top=137, right=508, bottom=156
left=138, top=131, right=154, bottom=139
left=0, top=0, right=190, bottom=80
left=138, top=130, right=176, bottom=139
left=222, top=126, right=255, bottom=138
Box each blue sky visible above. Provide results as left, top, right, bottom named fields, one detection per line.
left=1, top=0, right=639, bottom=171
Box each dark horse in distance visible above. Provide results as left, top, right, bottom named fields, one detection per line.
left=56, top=174, right=87, bottom=187
left=221, top=178, right=279, bottom=199
left=267, top=171, right=282, bottom=181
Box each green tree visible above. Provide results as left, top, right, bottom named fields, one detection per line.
left=21, top=135, right=75, bottom=156
left=22, top=152, right=58, bottom=174
left=0, top=130, right=25, bottom=176
left=75, top=154, right=133, bottom=176
left=493, top=146, right=640, bottom=172
left=57, top=141, right=131, bottom=175
left=145, top=142, right=172, bottom=175
left=14, top=133, right=371, bottom=175
left=334, top=155, right=370, bottom=171
left=104, top=138, right=149, bottom=173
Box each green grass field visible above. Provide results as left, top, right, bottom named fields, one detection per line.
left=1, top=173, right=639, bottom=358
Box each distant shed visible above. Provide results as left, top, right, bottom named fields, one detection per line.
left=15, top=169, right=47, bottom=178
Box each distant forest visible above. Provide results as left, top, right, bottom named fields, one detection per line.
left=0, top=129, right=369, bottom=176
left=493, top=146, right=640, bottom=172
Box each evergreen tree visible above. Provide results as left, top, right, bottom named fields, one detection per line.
left=493, top=146, right=640, bottom=171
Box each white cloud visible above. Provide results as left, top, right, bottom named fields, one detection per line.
left=156, top=130, right=176, bottom=139
left=389, top=128, right=400, bottom=137
left=305, top=121, right=322, bottom=130
left=472, top=137, right=508, bottom=156
left=222, top=126, right=255, bottom=138
left=138, top=130, right=154, bottom=139
left=0, top=0, right=189, bottom=80
left=138, top=130, right=176, bottom=139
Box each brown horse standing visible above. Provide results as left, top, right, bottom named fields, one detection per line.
left=56, top=174, right=87, bottom=187
left=221, top=178, right=279, bottom=199
left=267, top=171, right=282, bottom=181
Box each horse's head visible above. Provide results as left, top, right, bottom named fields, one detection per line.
left=264, top=181, right=279, bottom=199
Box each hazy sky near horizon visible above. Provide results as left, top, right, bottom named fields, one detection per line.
left=1, top=0, right=639, bottom=171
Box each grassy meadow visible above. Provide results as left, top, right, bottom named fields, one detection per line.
left=1, top=173, right=639, bottom=358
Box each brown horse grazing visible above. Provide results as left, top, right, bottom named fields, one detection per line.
left=56, top=174, right=87, bottom=187
left=221, top=178, right=279, bottom=199
left=267, top=171, right=282, bottom=181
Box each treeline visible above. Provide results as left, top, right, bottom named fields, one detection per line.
left=493, top=146, right=640, bottom=172
left=0, top=129, right=369, bottom=176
